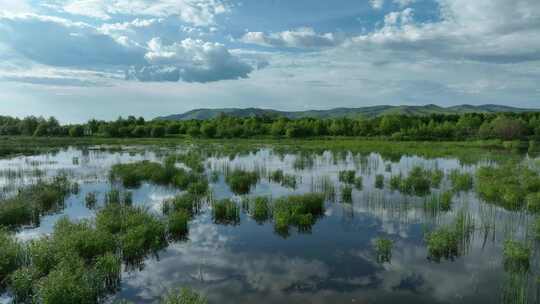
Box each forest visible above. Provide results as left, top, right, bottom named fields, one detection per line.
left=1, top=112, right=540, bottom=141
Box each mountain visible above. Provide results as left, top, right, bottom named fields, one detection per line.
left=156, top=104, right=539, bottom=121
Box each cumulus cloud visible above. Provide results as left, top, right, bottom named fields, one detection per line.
left=127, top=37, right=253, bottom=82
left=370, top=0, right=385, bottom=10
left=47, top=0, right=230, bottom=26
left=350, top=0, right=540, bottom=63
left=0, top=13, right=145, bottom=67
left=241, top=27, right=341, bottom=49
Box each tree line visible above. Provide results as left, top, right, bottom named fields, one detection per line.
left=1, top=112, right=540, bottom=141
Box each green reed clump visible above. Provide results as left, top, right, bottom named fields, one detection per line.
left=535, top=217, right=540, bottom=240
left=0, top=175, right=73, bottom=229
left=339, top=170, right=356, bottom=184
left=250, top=197, right=271, bottom=224
left=0, top=229, right=23, bottom=287
left=503, top=240, right=531, bottom=273
left=272, top=193, right=325, bottom=235
left=110, top=161, right=167, bottom=188
left=187, top=180, right=209, bottom=196
left=226, top=169, right=259, bottom=195
left=167, top=210, right=189, bottom=240
left=449, top=169, right=474, bottom=192
left=476, top=163, right=540, bottom=211
left=212, top=199, right=240, bottom=225
left=175, top=152, right=205, bottom=173
left=96, top=204, right=167, bottom=263
left=6, top=216, right=125, bottom=303
left=341, top=186, right=353, bottom=203
left=123, top=191, right=133, bottom=205
left=440, top=191, right=453, bottom=211
left=105, top=189, right=121, bottom=205
left=430, top=169, right=444, bottom=188
left=374, top=238, right=393, bottom=263
left=269, top=170, right=297, bottom=189
left=163, top=193, right=201, bottom=217
left=425, top=211, right=474, bottom=262
left=354, top=176, right=363, bottom=190
left=390, top=167, right=441, bottom=196
left=526, top=193, right=540, bottom=213
left=161, top=287, right=207, bottom=304
left=85, top=192, right=98, bottom=208
left=389, top=174, right=402, bottom=190
left=423, top=192, right=453, bottom=215
left=375, top=174, right=385, bottom=189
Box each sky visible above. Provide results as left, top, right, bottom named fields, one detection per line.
left=0, top=0, right=539, bottom=123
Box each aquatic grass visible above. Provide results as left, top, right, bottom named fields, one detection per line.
left=186, top=180, right=209, bottom=196
left=430, top=169, right=444, bottom=188
left=212, top=199, right=240, bottom=225
left=272, top=193, right=325, bottom=235
left=449, top=169, right=474, bottom=192
left=338, top=170, right=356, bottom=184
left=535, top=217, right=540, bottom=240
left=250, top=197, right=271, bottom=224
left=9, top=266, right=38, bottom=303
left=163, top=193, right=201, bottom=217
left=440, top=191, right=454, bottom=212
left=341, top=186, right=353, bottom=203
left=374, top=238, right=393, bottom=263
left=225, top=169, right=259, bottom=195
left=425, top=210, right=474, bottom=262
left=354, top=176, right=363, bottom=190
left=85, top=192, right=97, bottom=209
left=476, top=163, right=540, bottom=211
left=0, top=229, right=23, bottom=287
left=167, top=210, right=189, bottom=240
left=375, top=174, right=384, bottom=189
left=503, top=240, right=531, bottom=273
left=161, top=287, right=207, bottom=304
left=526, top=193, right=540, bottom=213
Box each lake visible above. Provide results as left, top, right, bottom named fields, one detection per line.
left=0, top=142, right=538, bottom=304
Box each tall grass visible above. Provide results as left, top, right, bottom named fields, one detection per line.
left=374, top=238, right=393, bottom=263
left=503, top=240, right=531, bottom=273
left=212, top=199, right=240, bottom=225
left=225, top=169, right=259, bottom=195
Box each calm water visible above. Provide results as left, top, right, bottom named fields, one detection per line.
left=1, top=144, right=538, bottom=304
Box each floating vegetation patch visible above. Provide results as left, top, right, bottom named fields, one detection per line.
left=225, top=169, right=260, bottom=195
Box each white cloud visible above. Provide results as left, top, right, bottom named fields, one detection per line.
left=241, top=27, right=341, bottom=49
left=370, top=0, right=385, bottom=10
left=50, top=0, right=230, bottom=26
left=350, top=0, right=540, bottom=63
left=127, top=37, right=254, bottom=82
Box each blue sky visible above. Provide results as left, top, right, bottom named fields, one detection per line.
left=1, top=0, right=539, bottom=122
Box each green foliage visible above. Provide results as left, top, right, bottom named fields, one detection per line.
left=476, top=163, right=540, bottom=211
left=534, top=217, right=540, bottom=240
left=375, top=174, right=384, bottom=189
left=526, top=193, right=540, bottom=213
left=0, top=175, right=73, bottom=229
left=272, top=193, right=325, bottom=236
left=390, top=167, right=443, bottom=196
left=425, top=211, right=474, bottom=262
left=0, top=229, right=23, bottom=286
left=163, top=194, right=200, bottom=217
left=168, top=210, right=189, bottom=240
left=374, top=238, right=393, bottom=263
left=225, top=169, right=259, bottom=195
left=341, top=186, right=353, bottom=203
left=338, top=170, right=356, bottom=184
left=161, top=288, right=207, bottom=304
left=440, top=191, right=453, bottom=211
left=212, top=199, right=240, bottom=225
left=353, top=176, right=363, bottom=190
left=250, top=197, right=271, bottom=224
left=269, top=170, right=297, bottom=189
left=449, top=170, right=474, bottom=192
left=9, top=266, right=38, bottom=303
left=503, top=240, right=531, bottom=273
left=85, top=192, right=98, bottom=208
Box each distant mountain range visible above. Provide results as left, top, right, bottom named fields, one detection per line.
left=156, top=104, right=539, bottom=121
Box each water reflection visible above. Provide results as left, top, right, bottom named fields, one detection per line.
left=0, top=145, right=538, bottom=303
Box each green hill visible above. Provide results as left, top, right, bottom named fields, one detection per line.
left=156, top=104, right=539, bottom=121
